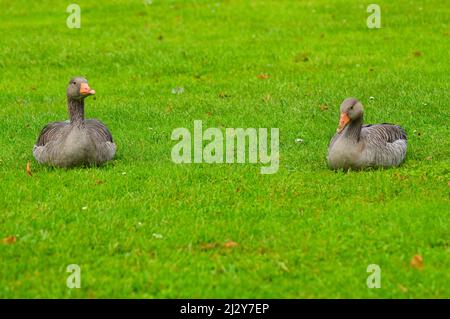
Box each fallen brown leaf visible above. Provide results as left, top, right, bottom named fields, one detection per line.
left=412, top=50, right=423, bottom=57
left=294, top=52, right=309, bottom=63
left=2, top=236, right=16, bottom=244
left=218, top=92, right=231, bottom=98
left=223, top=241, right=239, bottom=248
left=257, top=73, right=269, bottom=80
left=319, top=104, right=328, bottom=111
left=410, top=254, right=424, bottom=269
left=26, top=161, right=32, bottom=176
left=200, top=243, right=217, bottom=250
left=95, top=180, right=104, bottom=185
left=262, top=94, right=272, bottom=103
left=398, top=284, right=408, bottom=293
left=394, top=172, right=407, bottom=180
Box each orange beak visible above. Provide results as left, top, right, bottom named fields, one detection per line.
left=80, top=82, right=96, bottom=95
left=337, top=112, right=350, bottom=133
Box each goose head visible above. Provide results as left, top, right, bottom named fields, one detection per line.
left=67, top=77, right=95, bottom=100
left=336, top=98, right=364, bottom=133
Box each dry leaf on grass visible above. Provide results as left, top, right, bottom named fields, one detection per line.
left=410, top=254, right=424, bottom=269
left=223, top=241, right=239, bottom=248
left=262, top=94, right=272, bottom=103
left=200, top=243, right=217, bottom=250
left=218, top=92, right=231, bottom=98
left=2, top=236, right=16, bottom=244
left=26, top=161, right=32, bottom=176
left=294, top=53, right=309, bottom=62
left=398, top=284, right=408, bottom=293
left=257, top=73, right=269, bottom=80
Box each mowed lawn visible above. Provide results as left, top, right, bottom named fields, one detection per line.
left=0, top=0, right=449, bottom=298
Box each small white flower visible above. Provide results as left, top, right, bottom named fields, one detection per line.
left=82, top=206, right=88, bottom=210
left=152, top=233, right=163, bottom=239
left=122, top=172, right=127, bottom=175
left=369, top=96, right=375, bottom=100
left=295, top=138, right=304, bottom=144
left=171, top=87, right=184, bottom=94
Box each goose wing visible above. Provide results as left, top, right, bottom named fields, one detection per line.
left=361, top=123, right=407, bottom=144
left=328, top=132, right=340, bottom=150
left=360, top=123, right=407, bottom=167
left=85, top=119, right=114, bottom=143
left=35, top=121, right=69, bottom=146
left=85, top=119, right=116, bottom=163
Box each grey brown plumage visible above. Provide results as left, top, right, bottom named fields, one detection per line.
left=33, top=77, right=116, bottom=168
left=327, top=98, right=407, bottom=170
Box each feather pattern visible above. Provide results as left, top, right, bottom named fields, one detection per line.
left=35, top=121, right=70, bottom=147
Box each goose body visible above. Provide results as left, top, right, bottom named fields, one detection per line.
left=33, top=77, right=116, bottom=168
left=327, top=98, right=407, bottom=170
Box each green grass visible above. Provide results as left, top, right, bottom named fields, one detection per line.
left=0, top=0, right=449, bottom=298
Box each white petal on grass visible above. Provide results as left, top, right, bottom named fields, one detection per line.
left=369, top=96, right=375, bottom=100
left=171, top=87, right=184, bottom=95
left=152, top=233, right=163, bottom=239
left=295, top=138, right=304, bottom=144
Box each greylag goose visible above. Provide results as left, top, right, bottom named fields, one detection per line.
left=327, top=98, right=407, bottom=170
left=33, top=77, right=116, bottom=167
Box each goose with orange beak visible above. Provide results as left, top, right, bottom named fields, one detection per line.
left=327, top=98, right=407, bottom=170
left=33, top=77, right=116, bottom=167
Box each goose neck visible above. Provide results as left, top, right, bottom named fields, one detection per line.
left=68, top=98, right=85, bottom=125
left=344, top=116, right=363, bottom=142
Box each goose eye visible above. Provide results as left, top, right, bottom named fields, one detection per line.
left=72, top=81, right=76, bottom=85
left=350, top=106, right=354, bottom=110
